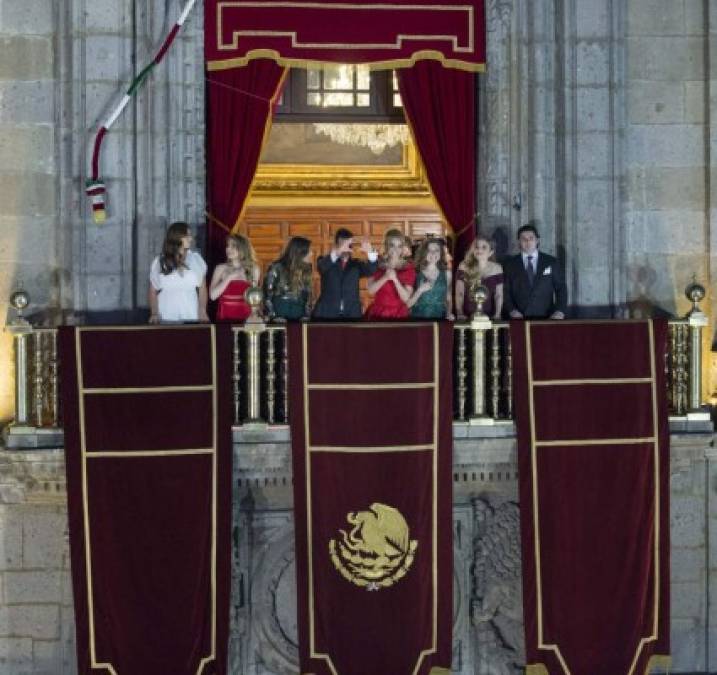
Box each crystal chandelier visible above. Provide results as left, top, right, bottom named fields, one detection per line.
left=313, top=123, right=410, bottom=155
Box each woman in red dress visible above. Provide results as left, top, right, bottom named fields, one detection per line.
left=365, top=229, right=416, bottom=319
left=210, top=234, right=260, bottom=321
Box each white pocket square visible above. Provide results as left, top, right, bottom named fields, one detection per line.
left=543, top=266, right=552, bottom=275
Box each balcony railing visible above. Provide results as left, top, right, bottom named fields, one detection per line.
left=3, top=309, right=711, bottom=446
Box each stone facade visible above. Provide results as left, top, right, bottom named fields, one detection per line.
left=2, top=0, right=717, bottom=672
left=0, top=425, right=713, bottom=674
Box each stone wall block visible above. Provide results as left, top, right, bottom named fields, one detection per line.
left=0, top=510, right=22, bottom=570
left=576, top=179, right=612, bottom=228
left=84, top=35, right=134, bottom=83
left=85, top=223, right=129, bottom=275
left=0, top=126, right=54, bottom=173
left=0, top=216, right=58, bottom=265
left=627, top=124, right=704, bottom=167
left=628, top=80, right=684, bottom=124
left=571, top=266, right=610, bottom=306
left=0, top=636, right=33, bottom=675
left=674, top=616, right=706, bottom=672
left=0, top=173, right=55, bottom=217
left=22, top=512, right=65, bottom=569
left=576, top=42, right=610, bottom=85
left=627, top=0, right=685, bottom=35
left=684, top=80, right=706, bottom=124
left=575, top=2, right=609, bottom=38
left=576, top=132, right=610, bottom=178
left=672, top=580, right=705, bottom=618
left=0, top=605, right=60, bottom=640
left=672, top=496, right=706, bottom=548
left=84, top=0, right=129, bottom=34
left=576, top=87, right=611, bottom=131
left=85, top=272, right=124, bottom=311
left=638, top=209, right=706, bottom=254
left=3, top=571, right=62, bottom=604
left=0, top=0, right=53, bottom=35
left=0, top=36, right=52, bottom=80
left=32, top=639, right=61, bottom=675
left=628, top=37, right=705, bottom=81
left=625, top=167, right=705, bottom=210
left=685, top=0, right=706, bottom=35
left=0, top=81, right=54, bottom=125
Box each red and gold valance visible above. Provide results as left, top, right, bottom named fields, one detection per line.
left=205, top=0, right=486, bottom=72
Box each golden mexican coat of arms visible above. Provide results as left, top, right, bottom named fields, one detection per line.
left=329, top=502, right=418, bottom=591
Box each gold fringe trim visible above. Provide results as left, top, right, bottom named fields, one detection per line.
left=525, top=654, right=671, bottom=675
left=644, top=654, right=671, bottom=674
left=429, top=668, right=451, bottom=674
left=207, top=49, right=486, bottom=73
left=231, top=67, right=290, bottom=233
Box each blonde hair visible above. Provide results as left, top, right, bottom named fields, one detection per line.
left=461, top=235, right=494, bottom=282
left=227, top=234, right=258, bottom=280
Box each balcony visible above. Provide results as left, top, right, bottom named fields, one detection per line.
left=2, top=287, right=712, bottom=448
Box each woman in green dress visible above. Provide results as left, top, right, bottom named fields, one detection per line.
left=407, top=238, right=454, bottom=319
left=263, top=236, right=313, bottom=320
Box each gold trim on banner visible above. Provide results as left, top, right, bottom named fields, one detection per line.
left=644, top=655, right=671, bottom=674
left=307, top=382, right=433, bottom=390
left=526, top=320, right=665, bottom=675
left=302, top=321, right=442, bottom=674
left=86, top=449, right=214, bottom=458
left=83, top=385, right=213, bottom=394
left=532, top=378, right=653, bottom=386
left=75, top=325, right=218, bottom=675
left=525, top=665, right=550, bottom=675
left=535, top=437, right=656, bottom=448
left=213, top=2, right=481, bottom=71
left=310, top=444, right=433, bottom=453
left=75, top=324, right=210, bottom=332
left=208, top=50, right=486, bottom=73
left=217, top=0, right=475, bottom=54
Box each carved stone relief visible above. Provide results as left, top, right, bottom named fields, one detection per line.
left=472, top=494, right=524, bottom=675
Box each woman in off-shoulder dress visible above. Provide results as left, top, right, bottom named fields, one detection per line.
left=455, top=236, right=504, bottom=320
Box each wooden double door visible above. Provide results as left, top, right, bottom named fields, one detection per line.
left=236, top=205, right=449, bottom=310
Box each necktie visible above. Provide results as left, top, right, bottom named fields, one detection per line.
left=526, top=255, right=535, bottom=285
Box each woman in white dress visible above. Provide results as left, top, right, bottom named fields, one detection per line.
left=148, top=222, right=209, bottom=323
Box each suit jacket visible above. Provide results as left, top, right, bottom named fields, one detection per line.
left=312, top=254, right=378, bottom=319
left=503, top=251, right=567, bottom=319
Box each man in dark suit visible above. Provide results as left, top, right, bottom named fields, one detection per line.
left=313, top=228, right=378, bottom=319
left=503, top=224, right=567, bottom=319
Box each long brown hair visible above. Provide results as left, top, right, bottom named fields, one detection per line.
left=159, top=222, right=190, bottom=274
left=226, top=234, right=258, bottom=280
left=278, top=236, right=312, bottom=292
left=415, top=237, right=448, bottom=272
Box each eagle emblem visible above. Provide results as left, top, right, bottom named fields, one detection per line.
left=329, top=502, right=418, bottom=590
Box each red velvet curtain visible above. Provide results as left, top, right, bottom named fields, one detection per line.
left=397, top=61, right=477, bottom=263
left=288, top=323, right=453, bottom=675
left=512, top=321, right=670, bottom=675
left=60, top=326, right=234, bottom=675
left=205, top=60, right=287, bottom=268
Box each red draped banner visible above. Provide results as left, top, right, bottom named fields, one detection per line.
left=511, top=320, right=670, bottom=675
left=288, top=322, right=453, bottom=675
left=205, top=0, right=486, bottom=72
left=60, top=325, right=233, bottom=675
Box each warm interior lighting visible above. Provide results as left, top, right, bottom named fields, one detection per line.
left=312, top=123, right=410, bottom=155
